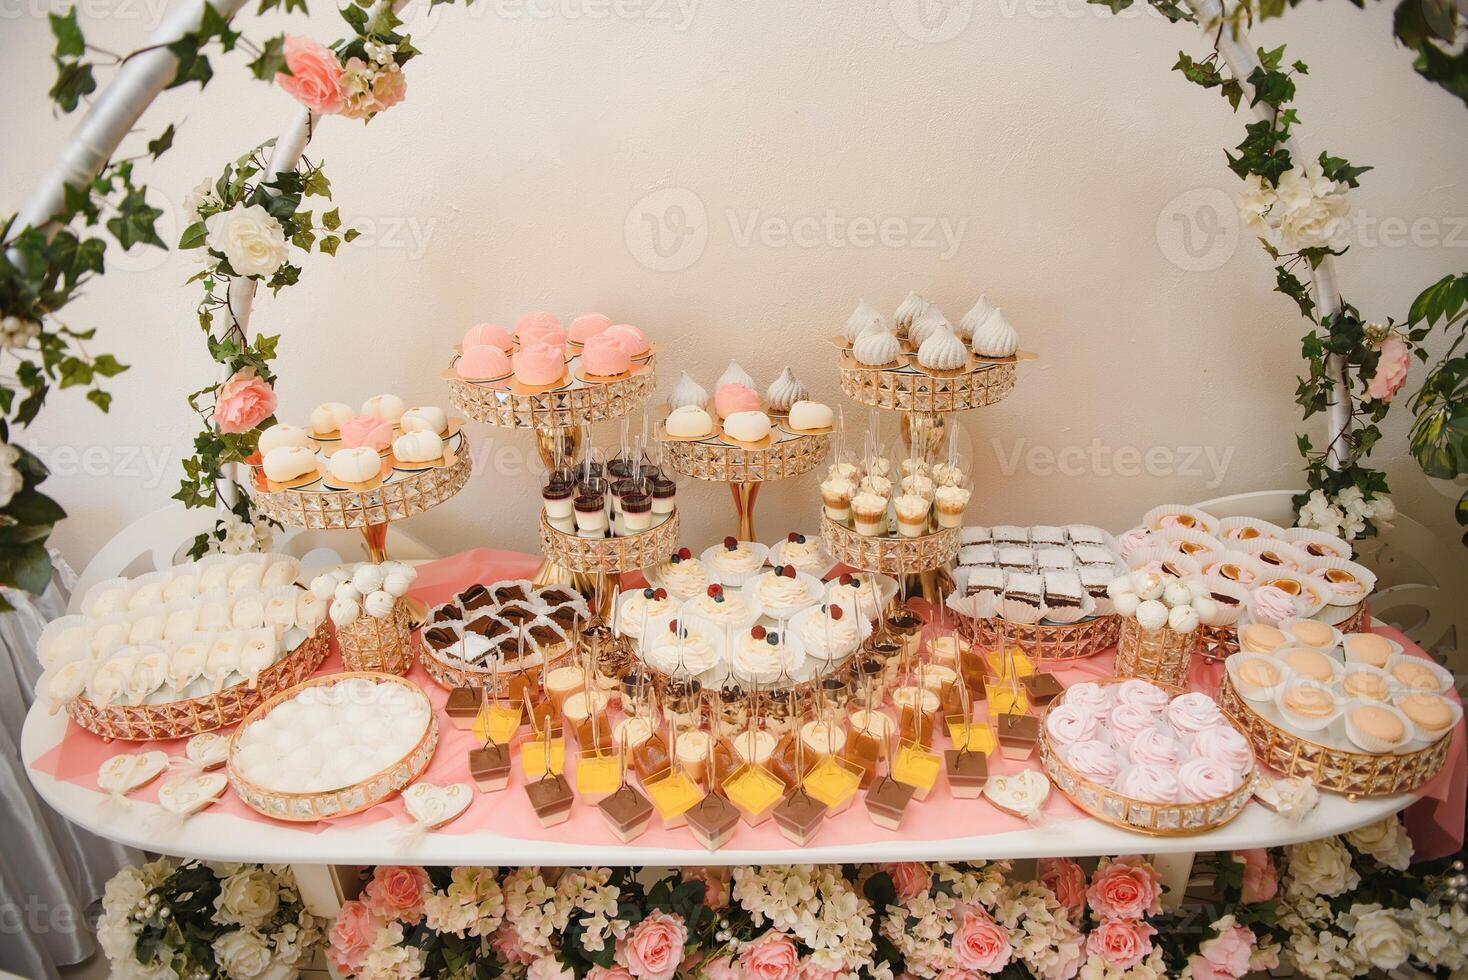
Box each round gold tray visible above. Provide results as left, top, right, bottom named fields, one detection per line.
left=1039, top=677, right=1258, bottom=836
left=226, top=671, right=438, bottom=822
left=445, top=360, right=656, bottom=429
left=246, top=437, right=472, bottom=530
left=1217, top=674, right=1450, bottom=799
left=959, top=614, right=1118, bottom=662
left=416, top=641, right=561, bottom=692
left=538, top=510, right=681, bottom=575
left=838, top=356, right=1017, bottom=413
left=820, top=513, right=960, bottom=575
left=64, top=624, right=332, bottom=741
left=662, top=429, right=831, bottom=484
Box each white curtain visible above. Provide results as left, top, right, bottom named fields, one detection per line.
left=0, top=553, right=140, bottom=979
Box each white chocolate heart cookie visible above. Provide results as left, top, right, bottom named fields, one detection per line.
left=401, top=782, right=472, bottom=830
left=157, top=773, right=227, bottom=815
left=983, top=770, right=1051, bottom=819
left=98, top=751, right=168, bottom=796
left=185, top=733, right=230, bottom=770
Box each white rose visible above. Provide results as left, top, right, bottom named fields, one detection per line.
left=205, top=204, right=289, bottom=278
left=1285, top=837, right=1358, bottom=898
left=1271, top=777, right=1319, bottom=821
left=214, top=869, right=280, bottom=928
left=212, top=928, right=273, bottom=979
left=0, top=314, right=40, bottom=350
left=1345, top=817, right=1413, bottom=870
left=182, top=177, right=219, bottom=224
left=1347, top=907, right=1410, bottom=971
left=0, top=442, right=22, bottom=509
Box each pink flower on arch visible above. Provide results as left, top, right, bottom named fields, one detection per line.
left=1235, top=849, right=1278, bottom=904
left=361, top=866, right=430, bottom=924
left=326, top=899, right=380, bottom=975
left=951, top=911, right=1011, bottom=974
left=1085, top=918, right=1156, bottom=970
left=1367, top=335, right=1411, bottom=402
left=276, top=35, right=344, bottom=115
left=1189, top=922, right=1256, bottom=979
left=1086, top=856, right=1162, bottom=920
left=740, top=934, right=802, bottom=980
left=215, top=368, right=276, bottom=434
left=624, top=910, right=687, bottom=980
left=882, top=862, right=932, bottom=903
left=1039, top=858, right=1088, bottom=916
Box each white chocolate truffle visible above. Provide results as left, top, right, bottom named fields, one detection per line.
left=361, top=394, right=405, bottom=423
left=262, top=446, right=319, bottom=483
left=723, top=410, right=772, bottom=443
left=667, top=372, right=709, bottom=411
left=1192, top=595, right=1220, bottom=624
left=328, top=447, right=382, bottom=484
left=908, top=305, right=952, bottom=348
left=352, top=564, right=385, bottom=594
left=382, top=570, right=415, bottom=597
left=1132, top=571, right=1164, bottom=600
left=1168, top=603, right=1200, bottom=633
left=309, top=402, right=354, bottom=436
left=788, top=400, right=834, bottom=431
left=716, top=361, right=756, bottom=391
left=364, top=590, right=395, bottom=619
left=894, top=290, right=932, bottom=332
left=916, top=328, right=967, bottom=371
left=1163, top=581, right=1192, bottom=608
left=329, top=597, right=360, bottom=626
left=1106, top=576, right=1132, bottom=599
left=852, top=330, right=902, bottom=367
left=1135, top=598, right=1169, bottom=631
left=399, top=406, right=447, bottom=435
left=666, top=405, right=714, bottom=438
left=843, top=300, right=888, bottom=342
left=1113, top=592, right=1141, bottom=617
left=334, top=581, right=361, bottom=605
left=959, top=294, right=996, bottom=340
left=972, top=308, right=1017, bottom=358
left=764, top=367, right=808, bottom=413
left=393, top=430, right=444, bottom=464
left=257, top=424, right=311, bottom=456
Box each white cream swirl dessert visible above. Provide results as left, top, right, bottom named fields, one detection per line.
left=755, top=568, right=814, bottom=615
left=647, top=624, right=718, bottom=674
left=620, top=587, right=674, bottom=634
left=764, top=367, right=808, bottom=413
left=852, top=330, right=902, bottom=367
left=799, top=605, right=860, bottom=656
left=827, top=573, right=883, bottom=618
left=667, top=371, right=709, bottom=410
left=908, top=305, right=953, bottom=349
left=959, top=294, right=996, bottom=341
left=894, top=290, right=932, bottom=334
left=972, top=308, right=1017, bottom=358
left=654, top=554, right=709, bottom=599
left=917, top=328, right=967, bottom=371
left=686, top=587, right=753, bottom=625
left=716, top=360, right=756, bottom=391
left=708, top=539, right=764, bottom=575
left=843, top=300, right=888, bottom=343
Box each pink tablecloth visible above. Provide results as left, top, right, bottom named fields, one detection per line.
left=30, top=548, right=1467, bottom=860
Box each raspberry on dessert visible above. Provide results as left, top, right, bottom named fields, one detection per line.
left=839, top=573, right=853, bottom=585
left=788, top=532, right=799, bottom=542
left=829, top=605, right=844, bottom=620
left=751, top=625, right=767, bottom=639
left=677, top=547, right=692, bottom=560
left=654, top=588, right=668, bottom=600
left=781, top=566, right=797, bottom=578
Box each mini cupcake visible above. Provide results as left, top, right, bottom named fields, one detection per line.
left=1142, top=504, right=1221, bottom=537
left=701, top=538, right=770, bottom=586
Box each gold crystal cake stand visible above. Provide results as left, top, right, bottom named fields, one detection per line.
left=959, top=614, right=1119, bottom=663
left=446, top=357, right=657, bottom=593
left=538, top=510, right=681, bottom=616
left=819, top=513, right=961, bottom=577
left=660, top=427, right=831, bottom=539
left=1217, top=674, right=1450, bottom=800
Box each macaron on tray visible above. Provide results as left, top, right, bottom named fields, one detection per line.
left=37, top=554, right=331, bottom=739
left=1224, top=620, right=1459, bottom=755
left=448, top=313, right=655, bottom=392
left=250, top=394, right=466, bottom=492
left=1119, top=504, right=1369, bottom=629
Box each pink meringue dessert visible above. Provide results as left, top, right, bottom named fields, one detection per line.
left=603, top=323, right=650, bottom=357
left=516, top=311, right=565, bottom=348
left=513, top=343, right=567, bottom=387
left=580, top=334, right=632, bottom=378
left=340, top=415, right=393, bottom=452
left=463, top=323, right=513, bottom=352
left=568, top=313, right=612, bottom=345
left=713, top=383, right=760, bottom=419
left=456, top=345, right=512, bottom=380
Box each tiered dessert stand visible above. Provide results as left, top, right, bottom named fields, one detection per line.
left=659, top=422, right=831, bottom=539
left=444, top=352, right=657, bottom=594
left=536, top=508, right=681, bottom=618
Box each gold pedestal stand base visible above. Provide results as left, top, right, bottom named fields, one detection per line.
left=730, top=482, right=761, bottom=540
left=900, top=566, right=953, bottom=605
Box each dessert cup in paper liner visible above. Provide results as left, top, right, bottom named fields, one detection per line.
left=944, top=576, right=1000, bottom=620
left=768, top=536, right=836, bottom=577
left=728, top=629, right=807, bottom=686
left=1342, top=699, right=1415, bottom=754
left=1116, top=526, right=1158, bottom=559
left=1000, top=588, right=1046, bottom=625
left=1234, top=537, right=1311, bottom=571
left=1383, top=653, right=1455, bottom=695
left=1256, top=571, right=1331, bottom=619
left=1152, top=525, right=1224, bottom=557
left=617, top=590, right=678, bottom=639
left=1280, top=526, right=1353, bottom=559
left=1186, top=575, right=1250, bottom=627
left=1200, top=551, right=1268, bottom=588
left=1338, top=664, right=1396, bottom=704
left=1142, top=503, right=1220, bottom=536
left=38, top=614, right=95, bottom=669
left=1277, top=615, right=1343, bottom=651
left=1395, top=692, right=1463, bottom=748
left=1342, top=631, right=1401, bottom=668
left=700, top=541, right=771, bottom=587
left=824, top=573, right=897, bottom=622
left=1125, top=546, right=1201, bottom=579
left=1218, top=516, right=1287, bottom=543
left=1040, top=589, right=1095, bottom=625
left=748, top=569, right=825, bottom=620
left=1300, top=554, right=1376, bottom=607
left=80, top=575, right=135, bottom=618
left=646, top=558, right=712, bottom=602
left=1273, top=677, right=1342, bottom=735
left=644, top=624, right=725, bottom=677
left=789, top=603, right=873, bottom=660
left=679, top=590, right=764, bottom=636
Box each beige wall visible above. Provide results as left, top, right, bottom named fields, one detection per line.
left=2, top=0, right=1466, bottom=571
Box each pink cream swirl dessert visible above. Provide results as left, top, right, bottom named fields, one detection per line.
left=1166, top=692, right=1224, bottom=736
left=1108, top=703, right=1159, bottom=743
left=1177, top=757, right=1242, bottom=802
left=1063, top=682, right=1111, bottom=712
left=1250, top=584, right=1296, bottom=623
left=580, top=334, right=631, bottom=378
left=516, top=311, right=565, bottom=347
left=1117, top=527, right=1154, bottom=558
left=1127, top=727, right=1181, bottom=768
left=340, top=415, right=393, bottom=451
left=1190, top=725, right=1252, bottom=777
left=512, top=342, right=566, bottom=387
left=1045, top=703, right=1101, bottom=747
left=1065, top=740, right=1119, bottom=785
left=1115, top=764, right=1178, bottom=803
left=1114, top=679, right=1170, bottom=715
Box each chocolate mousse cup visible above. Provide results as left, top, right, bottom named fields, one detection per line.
left=651, top=477, right=677, bottom=515
left=622, top=491, right=653, bottom=532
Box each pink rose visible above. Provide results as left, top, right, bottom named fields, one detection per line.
left=327, top=899, right=379, bottom=975
left=372, top=67, right=407, bottom=111
left=740, top=933, right=802, bottom=980
left=1235, top=849, right=1278, bottom=904
left=1085, top=918, right=1156, bottom=970
left=703, top=956, right=741, bottom=980
left=1193, top=923, right=1255, bottom=979
left=801, top=962, right=842, bottom=980
left=276, top=35, right=344, bottom=114
left=529, top=956, right=575, bottom=980
left=362, top=865, right=431, bottom=925
left=1367, top=335, right=1410, bottom=402
left=681, top=867, right=729, bottom=910
left=215, top=368, right=277, bottom=435
left=493, top=922, right=539, bottom=965
left=881, top=862, right=932, bottom=903
left=951, top=912, right=1011, bottom=974
left=1086, top=856, right=1162, bottom=920
left=624, top=910, right=687, bottom=980
left=588, top=968, right=635, bottom=980
left=935, top=972, right=982, bottom=980
left=1039, top=859, right=1088, bottom=917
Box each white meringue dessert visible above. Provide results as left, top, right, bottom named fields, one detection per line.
left=765, top=367, right=808, bottom=413
left=328, top=446, right=383, bottom=484
left=852, top=330, right=902, bottom=367
left=907, top=305, right=952, bottom=349
left=667, top=371, right=709, bottom=410
left=959, top=294, right=996, bottom=341
left=723, top=410, right=772, bottom=443
left=972, top=308, right=1018, bottom=358
left=788, top=400, right=834, bottom=431
left=843, top=300, right=888, bottom=343
left=894, top=290, right=932, bottom=332
left=666, top=405, right=715, bottom=438
left=715, top=360, right=756, bottom=391
left=262, top=446, right=319, bottom=483
left=917, top=328, right=968, bottom=371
